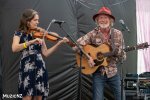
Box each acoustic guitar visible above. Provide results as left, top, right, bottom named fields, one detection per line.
left=76, top=42, right=149, bottom=75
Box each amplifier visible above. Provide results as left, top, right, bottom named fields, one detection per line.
left=125, top=90, right=144, bottom=100
left=139, top=78, right=150, bottom=89
left=124, top=77, right=138, bottom=90
left=139, top=78, right=150, bottom=95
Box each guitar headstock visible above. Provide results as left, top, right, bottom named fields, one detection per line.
left=124, top=42, right=149, bottom=52
left=136, top=42, right=149, bottom=49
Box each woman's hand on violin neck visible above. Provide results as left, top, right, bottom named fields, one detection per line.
left=58, top=37, right=69, bottom=44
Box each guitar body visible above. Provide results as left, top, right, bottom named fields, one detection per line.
left=76, top=43, right=111, bottom=75
left=76, top=42, right=149, bottom=75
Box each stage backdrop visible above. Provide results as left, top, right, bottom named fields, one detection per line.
left=0, top=0, right=136, bottom=99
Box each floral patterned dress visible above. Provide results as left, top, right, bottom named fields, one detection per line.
left=14, top=31, right=49, bottom=99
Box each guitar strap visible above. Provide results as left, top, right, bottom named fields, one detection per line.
left=110, top=28, right=116, bottom=54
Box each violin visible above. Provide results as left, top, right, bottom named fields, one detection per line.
left=30, top=27, right=63, bottom=42
left=30, top=27, right=75, bottom=46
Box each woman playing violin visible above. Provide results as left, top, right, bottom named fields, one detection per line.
left=12, top=9, right=69, bottom=100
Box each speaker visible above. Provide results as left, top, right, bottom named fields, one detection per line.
left=125, top=90, right=144, bottom=100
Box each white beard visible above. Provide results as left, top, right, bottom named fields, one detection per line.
left=98, top=23, right=110, bottom=29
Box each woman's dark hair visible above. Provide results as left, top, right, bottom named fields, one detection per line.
left=18, top=9, right=38, bottom=33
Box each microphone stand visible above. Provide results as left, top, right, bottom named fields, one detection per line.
left=120, top=30, right=126, bottom=100
left=56, top=22, right=86, bottom=100
left=120, top=24, right=130, bottom=100
left=42, top=19, right=55, bottom=39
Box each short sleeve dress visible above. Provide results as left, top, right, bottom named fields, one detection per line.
left=14, top=31, right=49, bottom=99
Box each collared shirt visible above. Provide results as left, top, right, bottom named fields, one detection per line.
left=74, top=27, right=126, bottom=78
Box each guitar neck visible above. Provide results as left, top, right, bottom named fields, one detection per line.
left=124, top=46, right=137, bottom=52
left=124, top=42, right=149, bottom=52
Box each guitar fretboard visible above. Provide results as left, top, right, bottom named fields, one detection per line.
left=124, top=42, right=149, bottom=52
left=124, top=46, right=137, bottom=52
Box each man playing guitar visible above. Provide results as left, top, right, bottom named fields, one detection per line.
left=73, top=6, right=126, bottom=100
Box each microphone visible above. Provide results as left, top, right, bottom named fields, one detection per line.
left=52, top=19, right=65, bottom=25
left=119, top=19, right=130, bottom=32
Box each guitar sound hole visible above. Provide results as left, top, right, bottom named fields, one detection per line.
left=94, top=59, right=104, bottom=66
left=97, top=52, right=104, bottom=61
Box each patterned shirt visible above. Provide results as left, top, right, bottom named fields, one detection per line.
left=74, top=27, right=126, bottom=78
